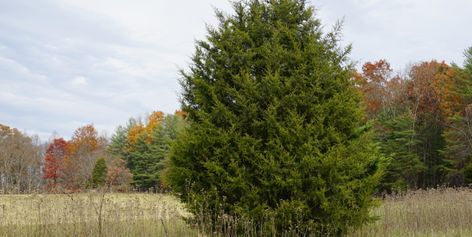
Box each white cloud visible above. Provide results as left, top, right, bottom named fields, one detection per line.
left=0, top=56, right=49, bottom=83
left=71, top=76, right=88, bottom=86
left=316, top=0, right=472, bottom=69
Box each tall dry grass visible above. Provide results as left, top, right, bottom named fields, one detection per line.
left=350, top=188, right=472, bottom=237
left=1, top=188, right=472, bottom=236
left=0, top=192, right=195, bottom=237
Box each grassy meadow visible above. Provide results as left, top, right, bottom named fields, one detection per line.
left=0, top=192, right=194, bottom=237
left=350, top=188, right=472, bottom=237
left=1, top=188, right=472, bottom=236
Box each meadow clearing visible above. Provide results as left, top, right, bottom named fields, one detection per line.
left=0, top=188, right=471, bottom=236
left=350, top=188, right=472, bottom=237
left=0, top=192, right=194, bottom=237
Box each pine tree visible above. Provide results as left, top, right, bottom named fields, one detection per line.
left=376, top=110, right=425, bottom=192
left=167, top=0, right=384, bottom=235
left=464, top=161, right=472, bottom=185
left=441, top=48, right=472, bottom=186
left=109, top=114, right=186, bottom=191
left=464, top=47, right=472, bottom=77
left=91, top=158, right=108, bottom=188
left=108, top=125, right=128, bottom=156
left=129, top=126, right=166, bottom=191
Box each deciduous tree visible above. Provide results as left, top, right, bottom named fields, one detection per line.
left=0, top=124, right=42, bottom=193
left=106, top=158, right=133, bottom=190
left=65, top=124, right=102, bottom=190
left=354, top=60, right=392, bottom=119
left=43, top=138, right=68, bottom=190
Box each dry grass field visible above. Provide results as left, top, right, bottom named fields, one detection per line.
left=349, top=188, right=472, bottom=237
left=0, top=192, right=195, bottom=237
left=1, top=188, right=472, bottom=236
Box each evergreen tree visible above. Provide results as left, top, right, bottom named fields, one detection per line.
left=376, top=110, right=424, bottom=192
left=167, top=0, right=384, bottom=235
left=442, top=112, right=472, bottom=186
left=464, top=47, right=472, bottom=77
left=127, top=132, right=156, bottom=190
left=91, top=158, right=108, bottom=188
left=415, top=116, right=447, bottom=187
left=464, top=161, right=472, bottom=185
left=129, top=123, right=169, bottom=191
left=108, top=125, right=128, bottom=156
left=109, top=114, right=186, bottom=191
left=441, top=48, right=472, bottom=186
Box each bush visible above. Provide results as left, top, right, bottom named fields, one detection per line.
left=167, top=0, right=384, bottom=235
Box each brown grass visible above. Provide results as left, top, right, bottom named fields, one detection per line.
left=1, top=188, right=472, bottom=236
left=349, top=188, right=472, bottom=237
left=0, top=192, right=195, bottom=237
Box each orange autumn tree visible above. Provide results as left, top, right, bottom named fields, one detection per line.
left=124, top=111, right=165, bottom=151
left=125, top=121, right=145, bottom=149
left=146, top=111, right=165, bottom=134
left=407, top=61, right=461, bottom=122
left=174, top=110, right=187, bottom=119
left=354, top=60, right=397, bottom=119
left=64, top=124, right=101, bottom=190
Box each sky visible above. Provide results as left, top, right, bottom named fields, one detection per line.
left=1, top=0, right=471, bottom=141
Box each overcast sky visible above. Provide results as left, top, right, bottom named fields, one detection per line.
left=1, top=0, right=471, bottom=141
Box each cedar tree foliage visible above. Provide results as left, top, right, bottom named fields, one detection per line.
left=167, top=0, right=384, bottom=235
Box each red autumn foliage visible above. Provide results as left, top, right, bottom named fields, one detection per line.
left=106, top=158, right=133, bottom=191
left=43, top=138, right=68, bottom=189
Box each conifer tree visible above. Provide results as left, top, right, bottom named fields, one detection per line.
left=464, top=47, right=472, bottom=77
left=109, top=114, right=186, bottom=191
left=167, top=0, right=384, bottom=234
left=442, top=47, right=472, bottom=186
left=91, top=158, right=108, bottom=188
left=376, top=111, right=424, bottom=192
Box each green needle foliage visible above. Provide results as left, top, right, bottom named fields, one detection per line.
left=109, top=114, right=186, bottom=191
left=91, top=158, right=108, bottom=188
left=376, top=110, right=425, bottom=193
left=167, top=0, right=384, bottom=235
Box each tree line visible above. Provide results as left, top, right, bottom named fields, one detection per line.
left=0, top=111, right=184, bottom=193
left=2, top=54, right=471, bottom=195
left=354, top=50, right=472, bottom=192
left=41, top=124, right=131, bottom=192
